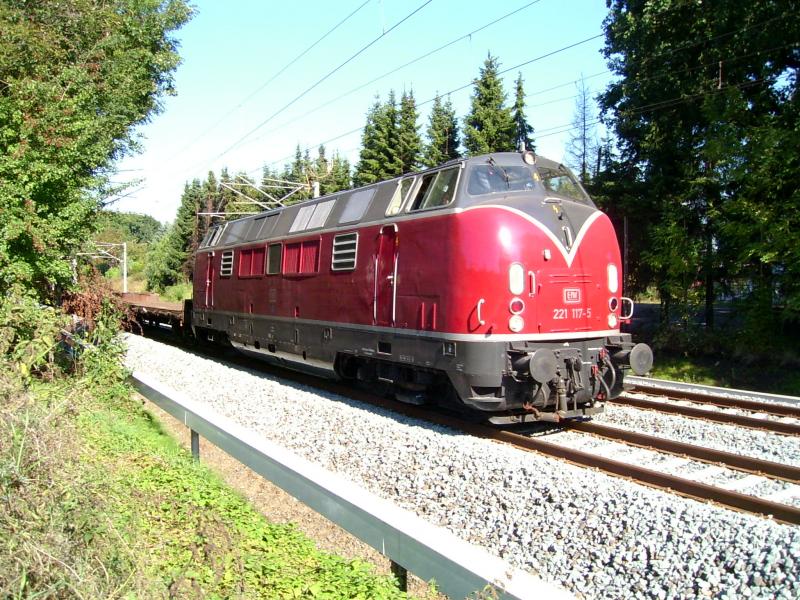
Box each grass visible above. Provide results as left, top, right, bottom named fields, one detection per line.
left=161, top=281, right=193, bottom=303
left=650, top=353, right=800, bottom=396
left=0, top=371, right=416, bottom=598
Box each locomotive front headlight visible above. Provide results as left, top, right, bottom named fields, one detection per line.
left=607, top=264, right=619, bottom=294
left=509, top=314, right=525, bottom=332
left=509, top=263, right=525, bottom=295
left=509, top=297, right=525, bottom=314
left=608, top=314, right=618, bottom=328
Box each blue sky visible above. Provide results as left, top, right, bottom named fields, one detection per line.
left=115, top=0, right=613, bottom=223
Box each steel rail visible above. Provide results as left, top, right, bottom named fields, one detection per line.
left=628, top=385, right=800, bottom=419
left=625, top=375, right=800, bottom=407
left=612, top=395, right=800, bottom=436
left=565, top=420, right=800, bottom=484
left=319, top=391, right=800, bottom=525
left=488, top=427, right=800, bottom=525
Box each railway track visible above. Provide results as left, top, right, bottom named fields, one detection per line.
left=616, top=377, right=800, bottom=435
left=130, top=326, right=800, bottom=525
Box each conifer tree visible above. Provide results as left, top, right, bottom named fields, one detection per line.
left=354, top=93, right=401, bottom=185
left=218, top=167, right=237, bottom=216
left=199, top=170, right=219, bottom=240
left=353, top=97, right=383, bottom=187
left=397, top=90, right=421, bottom=174
left=327, top=152, right=352, bottom=193
left=146, top=179, right=201, bottom=290
left=423, top=94, right=461, bottom=167
left=463, top=54, right=515, bottom=155
left=511, top=72, right=535, bottom=152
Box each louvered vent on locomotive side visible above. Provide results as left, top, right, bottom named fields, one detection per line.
left=331, top=233, right=358, bottom=271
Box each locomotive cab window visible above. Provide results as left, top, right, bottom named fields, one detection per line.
left=467, top=164, right=536, bottom=195
left=207, top=223, right=227, bottom=247
left=536, top=165, right=591, bottom=204
left=386, top=177, right=415, bottom=216
left=408, top=167, right=459, bottom=212
left=266, top=243, right=282, bottom=275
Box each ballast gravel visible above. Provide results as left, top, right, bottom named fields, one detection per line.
left=124, top=335, right=800, bottom=600
left=595, top=403, right=800, bottom=467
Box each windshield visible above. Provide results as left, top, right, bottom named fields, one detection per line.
left=537, top=165, right=590, bottom=204
left=467, top=164, right=537, bottom=196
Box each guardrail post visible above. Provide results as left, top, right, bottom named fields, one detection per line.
left=390, top=560, right=407, bottom=591
left=191, top=429, right=200, bottom=461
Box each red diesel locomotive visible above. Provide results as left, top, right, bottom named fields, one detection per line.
left=190, top=151, right=652, bottom=424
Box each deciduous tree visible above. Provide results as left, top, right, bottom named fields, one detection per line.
left=0, top=0, right=192, bottom=301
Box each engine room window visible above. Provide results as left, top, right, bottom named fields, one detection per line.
left=386, top=177, right=414, bottom=216
left=289, top=204, right=316, bottom=232
left=306, top=199, right=336, bottom=229
left=331, top=232, right=358, bottom=271
left=409, top=167, right=459, bottom=211
left=340, top=189, right=375, bottom=223
left=467, top=164, right=537, bottom=195
left=266, top=243, right=282, bottom=275
left=221, top=219, right=250, bottom=245
left=220, top=250, right=234, bottom=277
left=283, top=240, right=320, bottom=274
left=238, top=247, right=265, bottom=277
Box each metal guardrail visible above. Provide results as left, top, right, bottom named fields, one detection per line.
left=131, top=371, right=573, bottom=600
left=626, top=375, right=800, bottom=406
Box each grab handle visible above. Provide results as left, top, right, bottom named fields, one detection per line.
left=477, top=298, right=486, bottom=326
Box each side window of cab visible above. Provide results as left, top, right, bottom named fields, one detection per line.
left=386, top=177, right=415, bottom=216
left=407, top=167, right=459, bottom=212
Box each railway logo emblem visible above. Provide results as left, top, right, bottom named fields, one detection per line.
left=563, top=288, right=582, bottom=304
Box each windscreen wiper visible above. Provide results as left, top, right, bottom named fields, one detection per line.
left=487, top=156, right=510, bottom=186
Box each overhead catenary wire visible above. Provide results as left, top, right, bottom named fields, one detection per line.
left=126, top=11, right=792, bottom=210
left=178, top=8, right=784, bottom=181
left=212, top=0, right=435, bottom=162
left=241, top=0, right=546, bottom=148
left=168, top=0, right=373, bottom=158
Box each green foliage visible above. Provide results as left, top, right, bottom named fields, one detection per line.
left=598, top=0, right=799, bottom=334
left=651, top=352, right=800, bottom=397
left=279, top=144, right=353, bottom=202
left=76, top=399, right=411, bottom=598
left=463, top=54, right=516, bottom=155
left=0, top=0, right=192, bottom=303
left=144, top=223, right=186, bottom=292
left=96, top=211, right=164, bottom=244
left=511, top=73, right=535, bottom=152
left=0, top=293, right=67, bottom=381
left=161, top=281, right=193, bottom=303
left=354, top=92, right=403, bottom=186
left=145, top=179, right=203, bottom=291
left=397, top=90, right=422, bottom=174
left=423, top=94, right=461, bottom=167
